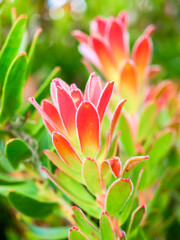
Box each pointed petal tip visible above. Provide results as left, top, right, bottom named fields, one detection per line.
left=119, top=231, right=125, bottom=239
left=72, top=206, right=80, bottom=210
left=18, top=51, right=27, bottom=57
left=144, top=155, right=149, bottom=159
left=43, top=149, right=47, bottom=154
left=86, top=157, right=94, bottom=161
left=18, top=14, right=27, bottom=19
left=35, top=28, right=43, bottom=36
left=28, top=97, right=34, bottom=103
left=69, top=226, right=79, bottom=233
left=120, top=178, right=131, bottom=183
left=109, top=81, right=115, bottom=86
left=41, top=166, right=45, bottom=172
left=145, top=24, right=156, bottom=37
left=102, top=211, right=109, bottom=217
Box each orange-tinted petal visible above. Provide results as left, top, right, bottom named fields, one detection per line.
left=76, top=101, right=100, bottom=158
left=56, top=86, right=77, bottom=137
left=91, top=37, right=118, bottom=82
left=70, top=89, right=83, bottom=108
left=97, top=81, right=114, bottom=123
left=106, top=20, right=127, bottom=65
left=53, top=132, right=82, bottom=172
left=41, top=99, right=67, bottom=135
left=106, top=157, right=122, bottom=177
left=132, top=35, right=152, bottom=80
left=119, top=60, right=138, bottom=112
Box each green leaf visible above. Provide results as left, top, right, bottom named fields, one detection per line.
left=72, top=206, right=100, bottom=240
left=100, top=212, right=115, bottom=240
left=21, top=66, right=61, bottom=115
left=83, top=158, right=103, bottom=194
left=106, top=133, right=119, bottom=159
left=44, top=150, right=84, bottom=184
left=0, top=181, right=37, bottom=197
left=128, top=205, right=146, bottom=237
left=0, top=172, right=25, bottom=185
left=42, top=167, right=101, bottom=218
left=100, top=161, right=112, bottom=187
left=69, top=228, right=88, bottom=240
left=26, top=28, right=43, bottom=77
left=5, top=138, right=32, bottom=169
left=149, top=130, right=174, bottom=167
left=118, top=113, right=136, bottom=156
left=0, top=15, right=27, bottom=89
left=8, top=191, right=58, bottom=218
left=27, top=223, right=69, bottom=240
left=106, top=178, right=133, bottom=216
left=0, top=52, right=27, bottom=124
left=43, top=168, right=95, bottom=205
left=118, top=166, right=145, bottom=225
left=137, top=102, right=156, bottom=142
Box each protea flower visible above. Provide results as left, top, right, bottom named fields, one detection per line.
left=29, top=73, right=127, bottom=174
left=72, top=11, right=179, bottom=115
left=29, top=73, right=148, bottom=230
left=73, top=11, right=179, bottom=157
left=72, top=11, right=160, bottom=112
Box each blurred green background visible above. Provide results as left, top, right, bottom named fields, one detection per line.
left=1, top=0, right=180, bottom=92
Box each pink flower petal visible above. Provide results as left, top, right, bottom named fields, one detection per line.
left=97, top=81, right=114, bottom=123
left=29, top=97, right=59, bottom=133
left=90, top=17, right=107, bottom=37
left=84, top=72, right=102, bottom=106
left=41, top=99, right=67, bottom=135
left=118, top=10, right=128, bottom=28
left=106, top=19, right=127, bottom=65
left=76, top=101, right=100, bottom=158
left=71, top=30, right=89, bottom=44
left=91, top=37, right=118, bottom=82
left=70, top=89, right=84, bottom=108
left=78, top=43, right=103, bottom=70
left=50, top=78, right=70, bottom=107
left=56, top=86, right=77, bottom=138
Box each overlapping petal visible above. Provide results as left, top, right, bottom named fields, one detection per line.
left=76, top=101, right=100, bottom=158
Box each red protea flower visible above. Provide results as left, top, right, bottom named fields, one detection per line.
left=29, top=73, right=126, bottom=173
left=72, top=11, right=160, bottom=112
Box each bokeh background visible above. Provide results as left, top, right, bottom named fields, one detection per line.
left=0, top=0, right=180, bottom=239
left=1, top=0, right=180, bottom=90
